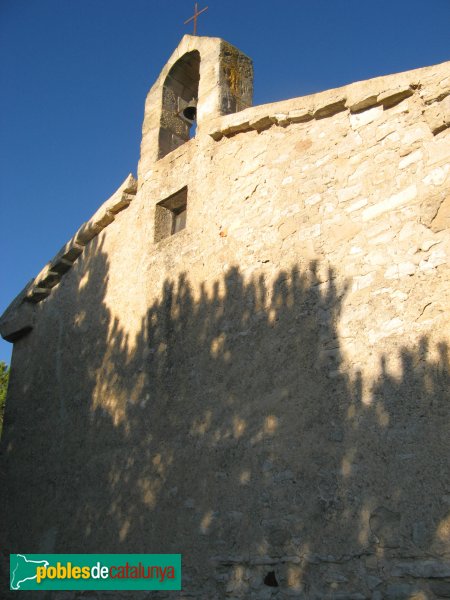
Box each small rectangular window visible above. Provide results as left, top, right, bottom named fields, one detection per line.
left=154, top=187, right=187, bottom=243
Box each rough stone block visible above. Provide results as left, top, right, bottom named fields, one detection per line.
left=397, top=261, right=416, bottom=276
left=75, top=222, right=104, bottom=246
left=49, top=257, right=75, bottom=275
left=345, top=197, right=368, bottom=213
left=305, top=193, right=322, bottom=206
left=54, top=238, right=84, bottom=263
left=399, top=150, right=422, bottom=169
left=106, top=192, right=135, bottom=215
left=274, top=113, right=289, bottom=126
left=314, top=98, right=347, bottom=119
left=348, top=94, right=379, bottom=113
left=338, top=184, right=362, bottom=203
left=423, top=95, right=450, bottom=135
left=0, top=301, right=35, bottom=342
left=288, top=108, right=314, bottom=123
left=428, top=193, right=450, bottom=232
left=350, top=106, right=383, bottom=129
left=362, top=185, right=417, bottom=221
left=0, top=280, right=35, bottom=341
left=278, top=221, right=298, bottom=240
left=421, top=81, right=450, bottom=104
left=34, top=266, right=61, bottom=289
left=423, top=164, right=449, bottom=186
left=120, top=173, right=138, bottom=195
left=26, top=286, right=51, bottom=303
left=424, top=135, right=450, bottom=166
left=220, top=112, right=252, bottom=136
left=226, top=120, right=251, bottom=135
left=92, top=208, right=115, bottom=229
left=99, top=174, right=137, bottom=218
left=210, top=129, right=223, bottom=141
left=378, top=86, right=414, bottom=108
left=249, top=115, right=275, bottom=131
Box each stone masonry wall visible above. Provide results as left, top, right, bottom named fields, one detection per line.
left=0, top=57, right=449, bottom=600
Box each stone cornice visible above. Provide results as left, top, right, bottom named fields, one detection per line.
left=208, top=60, right=450, bottom=140
left=0, top=174, right=137, bottom=342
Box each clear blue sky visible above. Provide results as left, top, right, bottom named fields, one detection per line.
left=1, top=0, right=449, bottom=364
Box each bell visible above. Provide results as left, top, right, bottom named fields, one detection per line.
left=181, top=99, right=197, bottom=123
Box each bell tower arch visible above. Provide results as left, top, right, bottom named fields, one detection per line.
left=138, top=35, right=253, bottom=179
left=159, top=50, right=201, bottom=160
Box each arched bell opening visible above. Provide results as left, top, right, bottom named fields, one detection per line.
left=158, top=50, right=200, bottom=160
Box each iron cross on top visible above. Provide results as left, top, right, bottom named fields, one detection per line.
left=184, top=2, right=208, bottom=35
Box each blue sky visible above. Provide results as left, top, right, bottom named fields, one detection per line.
left=1, top=0, right=449, bottom=364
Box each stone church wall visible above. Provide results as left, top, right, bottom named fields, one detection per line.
left=1, top=45, right=449, bottom=599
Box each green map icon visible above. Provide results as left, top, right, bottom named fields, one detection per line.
left=10, top=554, right=49, bottom=590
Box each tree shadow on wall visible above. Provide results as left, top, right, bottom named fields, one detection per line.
left=1, top=239, right=449, bottom=600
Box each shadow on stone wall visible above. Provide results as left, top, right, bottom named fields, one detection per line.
left=1, top=238, right=449, bottom=600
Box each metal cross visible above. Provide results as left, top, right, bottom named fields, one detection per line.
left=184, top=2, right=208, bottom=36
